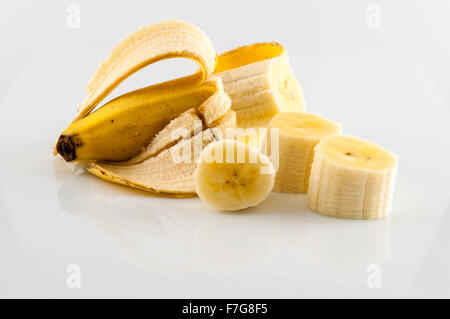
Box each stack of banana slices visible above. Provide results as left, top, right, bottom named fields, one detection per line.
left=55, top=19, right=397, bottom=219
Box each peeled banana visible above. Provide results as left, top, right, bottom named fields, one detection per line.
left=56, top=22, right=305, bottom=162
left=56, top=19, right=216, bottom=160
left=268, top=112, right=342, bottom=193
left=215, top=43, right=306, bottom=128
left=87, top=88, right=235, bottom=196
left=307, top=135, right=398, bottom=219
left=88, top=129, right=218, bottom=196
left=194, top=139, right=275, bottom=211
left=57, top=77, right=223, bottom=162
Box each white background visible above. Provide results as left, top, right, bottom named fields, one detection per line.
left=0, top=0, right=449, bottom=298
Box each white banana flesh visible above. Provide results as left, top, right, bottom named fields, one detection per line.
left=268, top=112, right=342, bottom=193
left=194, top=139, right=275, bottom=211
left=126, top=77, right=231, bottom=165
left=87, top=77, right=235, bottom=196
left=215, top=43, right=306, bottom=128
left=88, top=129, right=219, bottom=196
left=308, top=135, right=398, bottom=219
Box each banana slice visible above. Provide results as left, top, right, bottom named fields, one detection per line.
left=194, top=139, right=275, bottom=211
left=56, top=39, right=303, bottom=161
left=268, top=112, right=342, bottom=193
left=237, top=128, right=267, bottom=151
left=215, top=43, right=306, bottom=128
left=308, top=135, right=398, bottom=219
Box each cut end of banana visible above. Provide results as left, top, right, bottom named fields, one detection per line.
left=236, top=128, right=267, bottom=151
left=194, top=139, right=275, bottom=211
left=269, top=112, right=342, bottom=194
left=271, top=112, right=342, bottom=139
left=318, top=135, right=397, bottom=171
left=308, top=135, right=398, bottom=220
left=215, top=43, right=305, bottom=128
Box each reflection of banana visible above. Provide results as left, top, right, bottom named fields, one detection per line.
left=194, top=140, right=275, bottom=211
left=305, top=214, right=391, bottom=265
left=308, top=135, right=398, bottom=219
left=56, top=171, right=201, bottom=274
left=194, top=212, right=271, bottom=274
left=215, top=43, right=306, bottom=128
left=269, top=112, right=342, bottom=193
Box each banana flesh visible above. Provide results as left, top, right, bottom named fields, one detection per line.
left=194, top=139, right=275, bottom=211
left=209, top=108, right=237, bottom=135
left=215, top=43, right=306, bottom=128
left=87, top=96, right=235, bottom=196
left=269, top=112, right=342, bottom=193
left=124, top=108, right=202, bottom=165
left=88, top=129, right=219, bottom=196
left=55, top=19, right=216, bottom=158
left=308, top=135, right=398, bottom=219
left=122, top=77, right=231, bottom=164
left=56, top=77, right=225, bottom=162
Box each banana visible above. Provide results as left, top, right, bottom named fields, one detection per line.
left=88, top=129, right=218, bottom=196
left=215, top=43, right=306, bottom=128
left=56, top=36, right=303, bottom=161
left=124, top=108, right=203, bottom=164
left=87, top=93, right=235, bottom=196
left=307, top=135, right=398, bottom=219
left=56, top=77, right=223, bottom=162
left=209, top=108, right=237, bottom=136
left=268, top=112, right=342, bottom=193
left=55, top=19, right=216, bottom=159
left=121, top=77, right=231, bottom=165
left=194, top=139, right=275, bottom=211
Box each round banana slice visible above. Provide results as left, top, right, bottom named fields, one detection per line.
left=194, top=139, right=275, bottom=211
left=268, top=112, right=342, bottom=193
left=308, top=135, right=398, bottom=220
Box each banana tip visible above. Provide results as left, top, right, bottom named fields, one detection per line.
left=56, top=135, right=76, bottom=162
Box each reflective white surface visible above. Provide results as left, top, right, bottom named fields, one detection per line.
left=0, top=0, right=449, bottom=298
